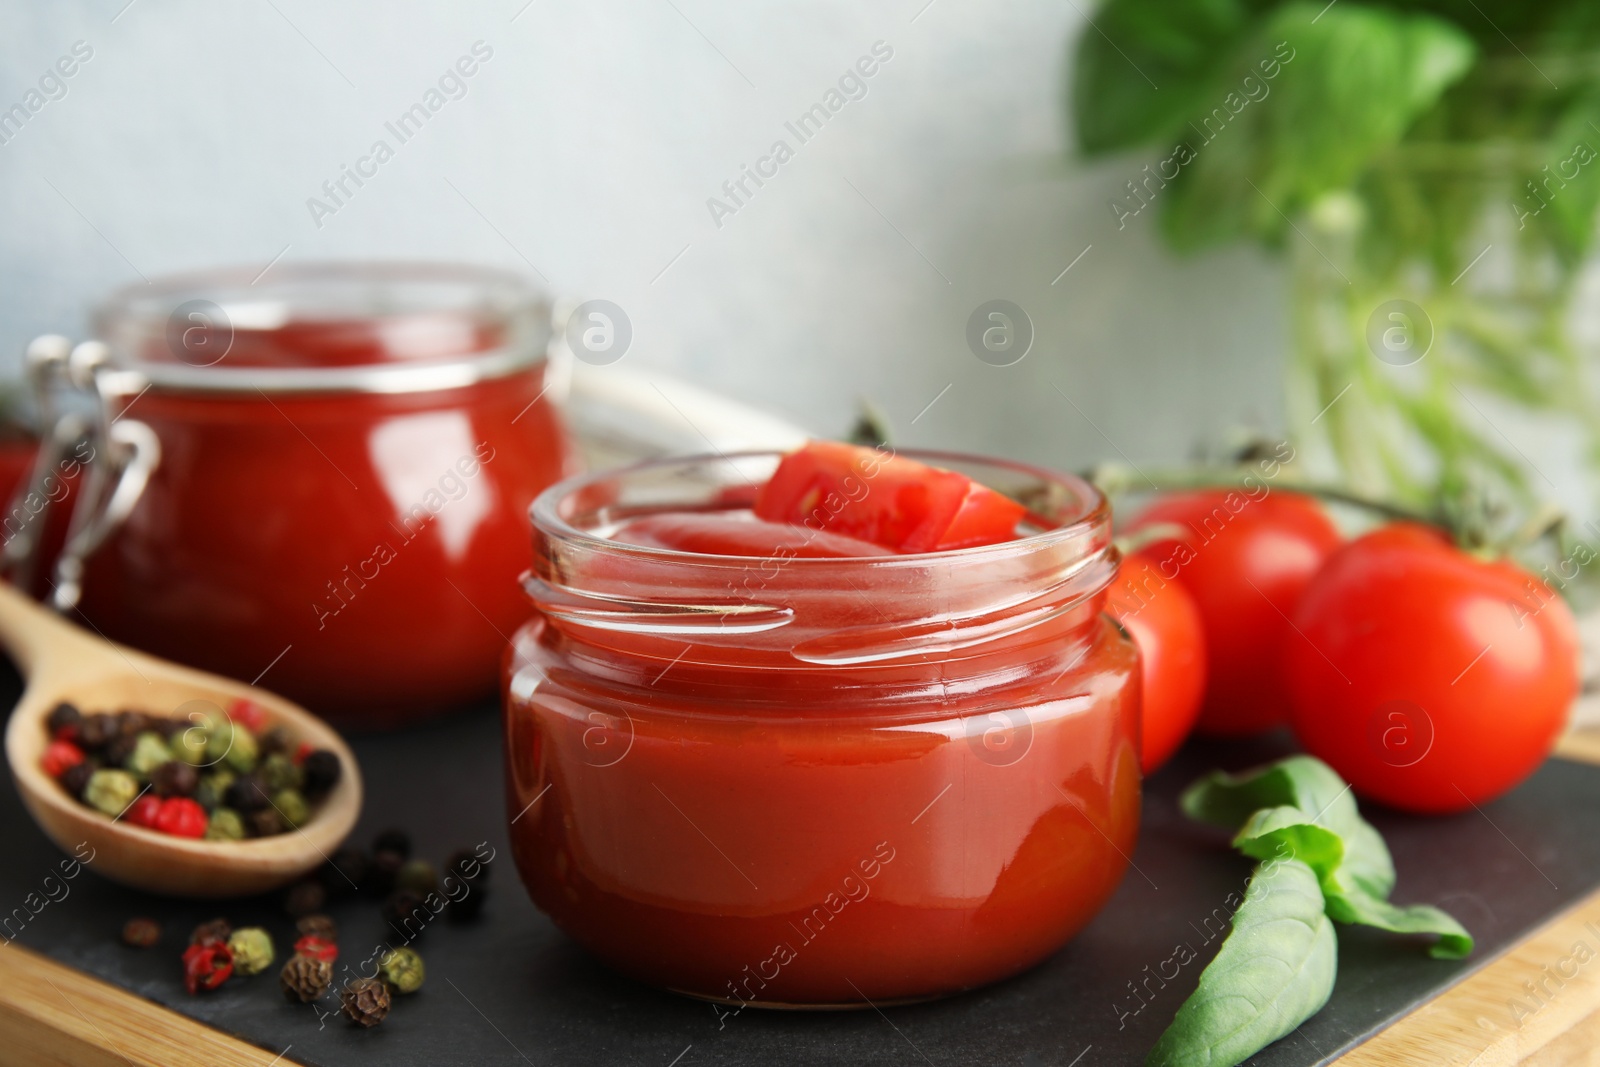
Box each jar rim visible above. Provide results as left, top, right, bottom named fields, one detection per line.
left=92, top=261, right=550, bottom=397
left=529, top=447, right=1112, bottom=565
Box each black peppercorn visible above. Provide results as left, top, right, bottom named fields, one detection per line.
left=77, top=713, right=116, bottom=751
left=224, top=775, right=271, bottom=813
left=116, top=710, right=153, bottom=737
left=257, top=725, right=292, bottom=757
left=46, top=702, right=82, bottom=739
left=59, top=761, right=95, bottom=800
left=449, top=882, right=488, bottom=921
left=248, top=807, right=285, bottom=838
left=373, top=828, right=410, bottom=859
left=382, top=891, right=429, bottom=938
left=280, top=953, right=332, bottom=1003
left=103, top=731, right=139, bottom=768
left=340, top=976, right=391, bottom=1027
left=190, top=918, right=232, bottom=946
left=284, top=880, right=326, bottom=917
left=446, top=847, right=492, bottom=884
left=365, top=848, right=403, bottom=897
left=150, top=760, right=199, bottom=798
left=296, top=914, right=337, bottom=942
left=320, top=846, right=369, bottom=898
left=300, top=750, right=341, bottom=799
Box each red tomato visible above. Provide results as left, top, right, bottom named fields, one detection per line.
left=1128, top=490, right=1342, bottom=736
left=1106, top=552, right=1207, bottom=772
left=611, top=513, right=891, bottom=558
left=1286, top=523, right=1579, bottom=813
left=754, top=441, right=1023, bottom=553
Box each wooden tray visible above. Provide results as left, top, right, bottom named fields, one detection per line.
left=4, top=655, right=1599, bottom=1067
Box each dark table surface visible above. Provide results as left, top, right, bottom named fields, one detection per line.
left=2, top=653, right=1593, bottom=1067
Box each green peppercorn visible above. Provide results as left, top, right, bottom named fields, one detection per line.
left=272, top=788, right=309, bottom=829
left=123, top=731, right=173, bottom=779
left=170, top=723, right=211, bottom=766
left=396, top=859, right=438, bottom=897
left=194, top=768, right=235, bottom=812
left=221, top=724, right=258, bottom=775
left=205, top=808, right=246, bottom=841
left=258, top=753, right=302, bottom=793
left=84, top=769, right=141, bottom=818
left=227, top=927, right=275, bottom=976
left=379, top=947, right=424, bottom=994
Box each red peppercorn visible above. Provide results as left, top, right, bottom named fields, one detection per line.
left=154, top=797, right=209, bottom=838
left=294, top=935, right=338, bottom=963
left=292, top=741, right=314, bottom=765
left=41, top=739, right=86, bottom=779
left=182, top=940, right=234, bottom=993
left=126, top=795, right=163, bottom=830
left=227, top=698, right=267, bottom=734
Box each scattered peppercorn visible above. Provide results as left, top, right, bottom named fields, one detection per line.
left=227, top=928, right=275, bottom=976
left=382, top=891, right=429, bottom=937
left=59, top=761, right=94, bottom=801
left=340, top=977, right=391, bottom=1028
left=300, top=750, right=341, bottom=799
left=204, top=808, right=246, bottom=841
left=373, top=828, right=411, bottom=859
left=293, top=935, right=338, bottom=963
left=84, top=769, right=141, bottom=818
left=284, top=880, right=326, bottom=917
left=379, top=947, right=425, bottom=995
left=121, top=917, right=160, bottom=948
left=190, top=918, right=232, bottom=946
left=367, top=849, right=403, bottom=897
left=150, top=760, right=199, bottom=798
left=47, top=702, right=82, bottom=739
left=321, top=847, right=370, bottom=898
left=295, top=914, right=338, bottom=942
left=280, top=953, right=332, bottom=1003
left=182, top=940, right=234, bottom=994
left=397, top=859, right=438, bottom=897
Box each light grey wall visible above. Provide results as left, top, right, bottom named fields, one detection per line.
left=0, top=0, right=1286, bottom=471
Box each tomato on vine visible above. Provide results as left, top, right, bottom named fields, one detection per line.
left=1286, top=523, right=1579, bottom=814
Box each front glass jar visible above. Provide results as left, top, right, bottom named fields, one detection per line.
left=36, top=262, right=576, bottom=726
left=503, top=450, right=1140, bottom=1007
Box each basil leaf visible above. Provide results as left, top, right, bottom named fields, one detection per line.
left=1147, top=857, right=1337, bottom=1067
left=1160, top=2, right=1477, bottom=250
left=1184, top=757, right=1474, bottom=959
left=1069, top=0, right=1255, bottom=154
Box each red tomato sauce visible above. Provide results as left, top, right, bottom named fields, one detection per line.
left=503, top=451, right=1140, bottom=1005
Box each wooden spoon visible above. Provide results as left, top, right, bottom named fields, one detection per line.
left=0, top=582, right=362, bottom=898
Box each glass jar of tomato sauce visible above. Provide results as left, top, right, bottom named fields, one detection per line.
left=37, top=262, right=575, bottom=726
left=503, top=450, right=1140, bottom=1006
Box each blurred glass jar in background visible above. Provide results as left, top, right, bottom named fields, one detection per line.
left=25, top=263, right=576, bottom=726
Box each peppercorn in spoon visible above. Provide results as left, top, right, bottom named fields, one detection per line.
left=0, top=581, right=362, bottom=897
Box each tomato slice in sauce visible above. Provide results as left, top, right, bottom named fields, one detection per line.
left=752, top=441, right=1023, bottom=552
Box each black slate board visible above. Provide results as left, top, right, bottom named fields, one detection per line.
left=2, top=651, right=1592, bottom=1067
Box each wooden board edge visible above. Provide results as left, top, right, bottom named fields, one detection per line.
left=1555, top=725, right=1600, bottom=768
left=0, top=943, right=300, bottom=1067
left=1333, top=880, right=1600, bottom=1065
